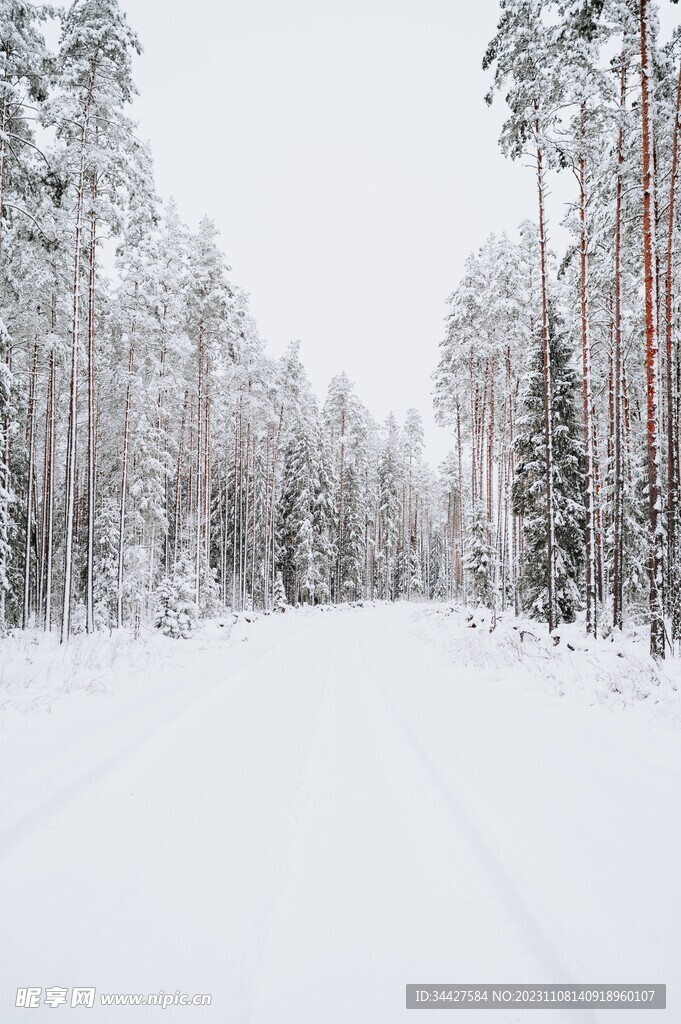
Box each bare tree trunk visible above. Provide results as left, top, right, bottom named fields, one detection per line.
left=195, top=322, right=204, bottom=606
left=232, top=397, right=241, bottom=610
left=665, top=58, right=681, bottom=640
left=456, top=403, right=465, bottom=600
left=61, top=80, right=93, bottom=643
left=157, top=311, right=169, bottom=577
left=506, top=346, right=517, bottom=603
left=593, top=417, right=606, bottom=610
left=204, top=378, right=211, bottom=563
left=487, top=358, right=495, bottom=536
left=44, top=347, right=56, bottom=630
left=86, top=178, right=97, bottom=633
left=337, top=405, right=346, bottom=602
left=536, top=128, right=558, bottom=632
left=639, top=0, right=666, bottom=658
left=242, top=419, right=251, bottom=610
left=267, top=404, right=284, bottom=609
left=0, top=96, right=8, bottom=257
left=613, top=53, right=627, bottom=630
left=117, top=330, right=135, bottom=629
left=173, top=389, right=189, bottom=569
left=250, top=434, right=257, bottom=605
left=578, top=104, right=597, bottom=635
left=22, top=342, right=38, bottom=628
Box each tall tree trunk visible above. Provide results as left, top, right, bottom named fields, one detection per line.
left=173, top=389, right=189, bottom=569
left=61, top=111, right=91, bottom=642
left=639, top=0, right=666, bottom=658
left=250, top=434, right=257, bottom=605
left=86, top=178, right=97, bottom=633
left=613, top=53, right=627, bottom=630
left=232, top=397, right=241, bottom=610
left=456, top=403, right=465, bottom=600
left=22, top=342, right=38, bottom=628
left=204, top=378, right=211, bottom=564
left=536, top=126, right=558, bottom=632
left=157, top=310, right=169, bottom=576
left=117, top=330, right=135, bottom=629
left=44, top=347, right=56, bottom=630
left=195, top=322, right=204, bottom=606
left=578, top=104, right=597, bottom=635
left=0, top=96, right=8, bottom=257
left=487, top=358, right=495, bottom=537
left=337, top=405, right=346, bottom=602
left=242, top=419, right=251, bottom=610
left=665, top=58, right=681, bottom=640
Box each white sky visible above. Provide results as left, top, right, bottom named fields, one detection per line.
left=107, top=0, right=548, bottom=465
left=114, top=0, right=611, bottom=463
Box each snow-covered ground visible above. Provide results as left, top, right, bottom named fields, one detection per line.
left=0, top=604, right=679, bottom=1022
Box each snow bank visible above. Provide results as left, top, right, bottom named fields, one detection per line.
left=410, top=604, right=681, bottom=730
left=0, top=613, right=259, bottom=737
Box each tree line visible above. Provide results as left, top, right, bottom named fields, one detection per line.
left=4, top=0, right=681, bottom=653
left=0, top=0, right=462, bottom=639
left=435, top=0, right=681, bottom=657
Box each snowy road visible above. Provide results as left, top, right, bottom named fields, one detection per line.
left=1, top=605, right=678, bottom=1022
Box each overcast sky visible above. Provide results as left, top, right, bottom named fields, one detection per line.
left=116, top=0, right=573, bottom=463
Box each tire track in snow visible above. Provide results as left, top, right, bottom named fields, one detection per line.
left=237, top=666, right=329, bottom=1024
left=0, top=615, right=320, bottom=857
left=358, top=633, right=599, bottom=1024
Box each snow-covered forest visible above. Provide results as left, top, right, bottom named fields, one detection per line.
left=436, top=0, right=681, bottom=659
left=0, top=0, right=462, bottom=641
left=1, top=0, right=681, bottom=662
left=2, top=2, right=681, bottom=1021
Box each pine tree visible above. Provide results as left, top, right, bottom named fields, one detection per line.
left=484, top=0, right=567, bottom=631
left=513, top=311, right=585, bottom=623
left=51, top=0, right=142, bottom=641
left=154, top=558, right=197, bottom=638
left=272, top=570, right=287, bottom=611
left=279, top=401, right=327, bottom=605
left=377, top=413, right=401, bottom=600
left=464, top=505, right=496, bottom=608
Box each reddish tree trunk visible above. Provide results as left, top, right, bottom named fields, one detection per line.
left=665, top=59, right=681, bottom=639
left=639, top=0, right=666, bottom=658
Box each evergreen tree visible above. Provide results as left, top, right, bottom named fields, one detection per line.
left=273, top=571, right=287, bottom=610
left=513, top=312, right=585, bottom=623
left=464, top=505, right=497, bottom=608
left=279, top=401, right=327, bottom=605
left=154, top=558, right=197, bottom=638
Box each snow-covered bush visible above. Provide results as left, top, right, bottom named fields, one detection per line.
left=273, top=572, right=287, bottom=611
left=197, top=551, right=221, bottom=618
left=154, top=567, right=197, bottom=638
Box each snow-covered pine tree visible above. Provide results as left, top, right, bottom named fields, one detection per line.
left=272, top=570, right=287, bottom=611
left=377, top=413, right=401, bottom=600
left=0, top=0, right=52, bottom=627
left=154, top=558, right=197, bottom=638
left=50, top=0, right=142, bottom=641
left=464, top=505, right=497, bottom=609
left=279, top=399, right=326, bottom=605
left=513, top=309, right=585, bottom=623
left=185, top=217, right=232, bottom=610
left=323, top=374, right=368, bottom=602
left=484, top=0, right=568, bottom=632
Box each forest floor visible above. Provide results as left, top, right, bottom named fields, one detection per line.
left=0, top=603, right=679, bottom=1022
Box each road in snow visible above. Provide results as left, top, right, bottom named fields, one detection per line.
left=0, top=604, right=678, bottom=1022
